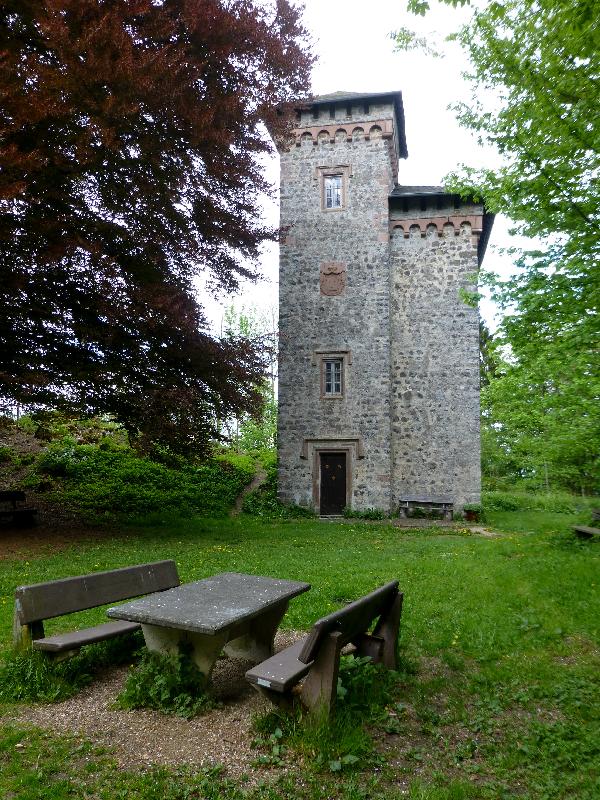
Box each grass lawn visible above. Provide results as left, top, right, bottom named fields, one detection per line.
left=0, top=510, right=599, bottom=799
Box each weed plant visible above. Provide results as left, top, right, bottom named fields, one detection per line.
left=0, top=631, right=143, bottom=703
left=252, top=654, right=400, bottom=773
left=343, top=507, right=386, bottom=520
left=117, top=644, right=217, bottom=718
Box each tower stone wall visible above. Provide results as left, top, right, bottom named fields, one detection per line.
left=389, top=203, right=483, bottom=509
left=277, top=91, right=489, bottom=514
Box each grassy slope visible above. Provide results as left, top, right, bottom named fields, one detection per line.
left=1, top=511, right=599, bottom=798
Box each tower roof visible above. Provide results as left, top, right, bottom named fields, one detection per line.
left=301, top=90, right=408, bottom=159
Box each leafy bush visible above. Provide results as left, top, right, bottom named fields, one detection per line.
left=242, top=456, right=315, bottom=519
left=343, top=507, right=386, bottom=520
left=483, top=490, right=596, bottom=514
left=252, top=655, right=400, bottom=773
left=0, top=445, right=16, bottom=463
left=34, top=440, right=255, bottom=518
left=117, top=644, right=216, bottom=718
left=336, top=654, right=398, bottom=711
left=0, top=633, right=143, bottom=703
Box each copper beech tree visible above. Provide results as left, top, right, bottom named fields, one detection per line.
left=0, top=0, right=312, bottom=453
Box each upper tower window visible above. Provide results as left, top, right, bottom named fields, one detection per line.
left=323, top=358, right=343, bottom=396
left=316, top=165, right=351, bottom=212
left=324, top=175, right=343, bottom=209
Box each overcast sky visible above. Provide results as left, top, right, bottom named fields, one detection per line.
left=207, top=0, right=524, bottom=332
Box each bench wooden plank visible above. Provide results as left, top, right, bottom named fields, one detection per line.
left=298, top=580, right=399, bottom=664
left=15, top=560, right=180, bottom=625
left=245, top=637, right=311, bottom=692
left=399, top=496, right=452, bottom=504
left=573, top=525, right=600, bottom=539
left=247, top=581, right=403, bottom=715
left=0, top=490, right=27, bottom=504
left=33, top=620, right=140, bottom=653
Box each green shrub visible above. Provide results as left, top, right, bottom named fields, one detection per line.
left=335, top=654, right=398, bottom=711
left=252, top=655, right=399, bottom=773
left=117, top=644, right=216, bottom=718
left=242, top=458, right=315, bottom=519
left=343, top=507, right=386, bottom=520
left=0, top=632, right=143, bottom=703
left=33, top=441, right=255, bottom=519
left=0, top=445, right=16, bottom=463
left=482, top=490, right=595, bottom=514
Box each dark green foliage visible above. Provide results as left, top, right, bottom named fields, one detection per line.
left=241, top=454, right=315, bottom=519
left=33, top=438, right=254, bottom=518
left=252, top=655, right=399, bottom=773
left=117, top=644, right=216, bottom=718
left=483, top=490, right=595, bottom=514
left=0, top=445, right=15, bottom=463
left=336, top=655, right=398, bottom=712
left=0, top=632, right=143, bottom=703
left=343, top=507, right=386, bottom=520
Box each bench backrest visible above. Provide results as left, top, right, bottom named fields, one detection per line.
left=15, top=560, right=180, bottom=625
left=0, top=490, right=26, bottom=506
left=298, top=580, right=399, bottom=664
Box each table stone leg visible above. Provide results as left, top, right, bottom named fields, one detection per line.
left=141, top=624, right=228, bottom=679
left=224, top=601, right=289, bottom=664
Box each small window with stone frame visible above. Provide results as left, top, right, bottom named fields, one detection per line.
left=323, top=174, right=343, bottom=210
left=321, top=357, right=344, bottom=398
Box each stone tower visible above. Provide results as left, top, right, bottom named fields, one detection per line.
left=276, top=91, right=493, bottom=515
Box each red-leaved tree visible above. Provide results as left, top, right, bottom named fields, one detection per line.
left=0, top=0, right=312, bottom=454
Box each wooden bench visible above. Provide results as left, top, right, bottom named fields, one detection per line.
left=573, top=525, right=600, bottom=540
left=246, top=581, right=403, bottom=715
left=0, top=490, right=38, bottom=527
left=398, top=495, right=453, bottom=521
left=13, top=560, right=180, bottom=658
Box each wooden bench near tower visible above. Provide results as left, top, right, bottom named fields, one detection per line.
left=246, top=580, right=403, bottom=715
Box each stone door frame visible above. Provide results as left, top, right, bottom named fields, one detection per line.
left=312, top=446, right=352, bottom=515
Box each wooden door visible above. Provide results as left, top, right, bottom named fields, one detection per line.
left=319, top=453, right=347, bottom=515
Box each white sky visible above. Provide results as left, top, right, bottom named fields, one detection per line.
left=207, top=0, right=528, bottom=333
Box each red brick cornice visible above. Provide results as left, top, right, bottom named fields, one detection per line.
left=292, top=118, right=394, bottom=146
left=390, top=214, right=483, bottom=239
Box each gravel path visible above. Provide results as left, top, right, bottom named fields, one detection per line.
left=6, top=631, right=304, bottom=778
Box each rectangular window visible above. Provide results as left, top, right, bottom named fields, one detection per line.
left=323, top=358, right=343, bottom=396
left=324, top=175, right=342, bottom=209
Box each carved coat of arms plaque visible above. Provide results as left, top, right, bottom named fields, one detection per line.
left=320, top=262, right=347, bottom=296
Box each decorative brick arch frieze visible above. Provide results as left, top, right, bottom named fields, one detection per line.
left=390, top=214, right=483, bottom=246
left=291, top=119, right=394, bottom=146
left=290, top=119, right=399, bottom=181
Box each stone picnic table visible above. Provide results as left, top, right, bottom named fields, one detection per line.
left=106, top=572, right=310, bottom=678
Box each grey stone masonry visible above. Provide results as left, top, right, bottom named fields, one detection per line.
left=276, top=91, right=492, bottom=514
left=389, top=203, right=483, bottom=509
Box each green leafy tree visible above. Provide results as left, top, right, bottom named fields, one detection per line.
left=396, top=0, right=600, bottom=493
left=222, top=304, right=277, bottom=452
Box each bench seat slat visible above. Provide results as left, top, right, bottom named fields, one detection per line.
left=33, top=620, right=140, bottom=652
left=246, top=637, right=311, bottom=692
left=573, top=525, right=600, bottom=538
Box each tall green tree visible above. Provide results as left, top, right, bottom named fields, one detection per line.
left=397, top=0, right=600, bottom=492
left=0, top=0, right=312, bottom=455
left=223, top=304, right=278, bottom=451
